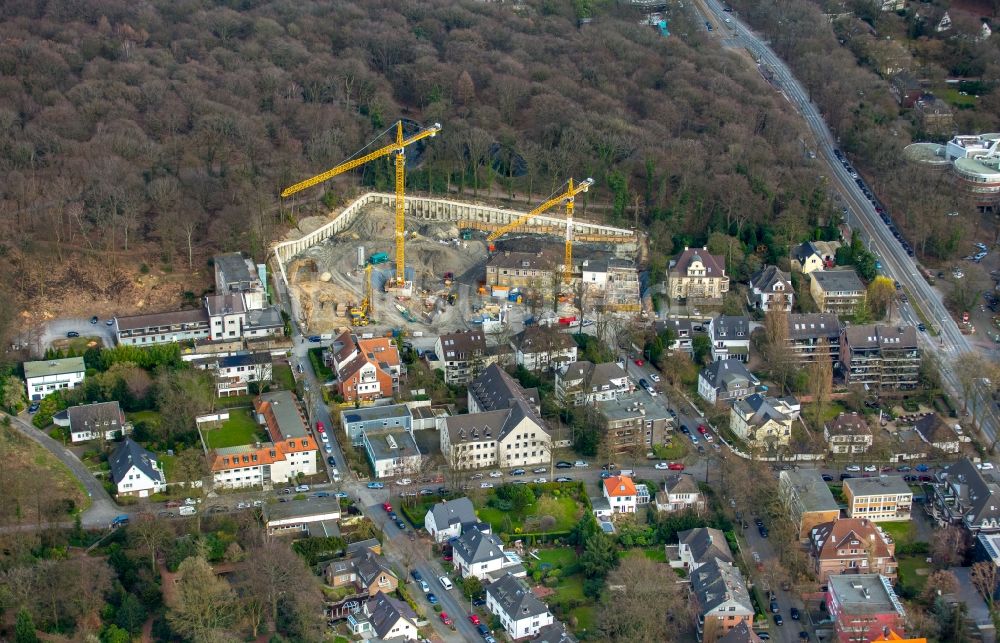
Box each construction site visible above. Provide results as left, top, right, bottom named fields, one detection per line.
left=272, top=121, right=646, bottom=336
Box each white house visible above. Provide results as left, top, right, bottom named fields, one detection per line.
left=205, top=293, right=248, bottom=341
left=441, top=400, right=551, bottom=471
left=198, top=352, right=273, bottom=397
left=748, top=265, right=793, bottom=312
left=510, top=326, right=578, bottom=372
left=707, top=315, right=751, bottom=362
left=109, top=438, right=166, bottom=498
left=554, top=361, right=631, bottom=407
left=23, top=357, right=85, bottom=401
left=453, top=526, right=512, bottom=580
left=361, top=427, right=422, bottom=479
left=352, top=591, right=419, bottom=641
left=485, top=573, right=554, bottom=640
left=655, top=474, right=706, bottom=513
left=54, top=401, right=130, bottom=443
left=602, top=475, right=638, bottom=514
left=424, top=497, right=478, bottom=543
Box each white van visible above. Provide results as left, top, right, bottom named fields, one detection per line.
left=439, top=576, right=453, bottom=591
left=619, top=469, right=635, bottom=477
left=179, top=506, right=196, bottom=516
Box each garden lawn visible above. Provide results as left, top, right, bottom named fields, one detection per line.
left=654, top=441, right=688, bottom=460
left=535, top=548, right=577, bottom=567
left=159, top=454, right=177, bottom=481
left=802, top=400, right=848, bottom=425
left=273, top=364, right=296, bottom=391
left=203, top=410, right=263, bottom=449
left=128, top=409, right=162, bottom=429
left=476, top=492, right=582, bottom=534
left=880, top=520, right=917, bottom=547
left=897, top=555, right=929, bottom=594
left=624, top=547, right=667, bottom=563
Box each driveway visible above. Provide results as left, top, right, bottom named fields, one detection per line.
left=3, top=411, right=122, bottom=528
left=40, top=317, right=117, bottom=350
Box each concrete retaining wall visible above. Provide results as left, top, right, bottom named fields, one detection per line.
left=271, top=192, right=638, bottom=291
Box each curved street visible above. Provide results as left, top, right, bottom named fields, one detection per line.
left=3, top=411, right=122, bottom=529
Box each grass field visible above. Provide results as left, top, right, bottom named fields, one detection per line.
left=535, top=548, right=577, bottom=567
left=624, top=547, right=667, bottom=562
left=880, top=520, right=917, bottom=546
left=654, top=441, right=688, bottom=460
left=128, top=409, right=162, bottom=430
left=0, top=423, right=89, bottom=525
left=897, top=555, right=929, bottom=594
left=273, top=364, right=296, bottom=391
left=159, top=453, right=176, bottom=480
left=202, top=410, right=263, bottom=449
left=476, top=491, right=582, bottom=533
left=939, top=87, right=977, bottom=109
left=802, top=400, right=848, bottom=425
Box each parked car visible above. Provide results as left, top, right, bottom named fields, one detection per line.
left=427, top=592, right=438, bottom=605
left=896, top=465, right=912, bottom=472
left=511, top=468, right=526, bottom=476
left=668, top=462, right=685, bottom=471
left=845, top=465, right=861, bottom=472
left=533, top=477, right=547, bottom=484
left=66, top=331, right=80, bottom=338
left=774, top=614, right=784, bottom=626
left=477, top=623, right=490, bottom=635
left=27, top=402, right=39, bottom=414
left=295, top=484, right=310, bottom=492
left=790, top=607, right=800, bottom=620
left=574, top=460, right=588, bottom=467
left=327, top=456, right=336, bottom=466
left=367, top=482, right=385, bottom=489
left=469, top=614, right=481, bottom=626
left=419, top=580, right=430, bottom=593
left=532, top=467, right=547, bottom=474
left=634, top=358, right=644, bottom=366
left=863, top=465, right=877, bottom=472
left=480, top=482, right=494, bottom=488
left=821, top=474, right=833, bottom=482
left=655, top=462, right=670, bottom=470
left=770, top=600, right=780, bottom=614
left=556, top=461, right=573, bottom=469
left=411, top=570, right=422, bottom=582
left=315, top=421, right=325, bottom=433
left=490, top=470, right=503, bottom=477
left=915, top=463, right=929, bottom=472
left=397, top=478, right=412, bottom=485
left=555, top=477, right=572, bottom=483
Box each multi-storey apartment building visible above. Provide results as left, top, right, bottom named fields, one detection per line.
left=786, top=313, right=842, bottom=364
left=810, top=269, right=866, bottom=314
left=927, top=458, right=1000, bottom=534
left=435, top=330, right=488, bottom=385
left=841, top=325, right=920, bottom=391
left=779, top=469, right=842, bottom=541
left=844, top=476, right=913, bottom=522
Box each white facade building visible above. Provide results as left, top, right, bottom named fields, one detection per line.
left=24, top=357, right=86, bottom=401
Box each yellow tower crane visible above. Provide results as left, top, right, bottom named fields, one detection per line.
left=280, top=121, right=442, bottom=293
left=486, top=178, right=594, bottom=283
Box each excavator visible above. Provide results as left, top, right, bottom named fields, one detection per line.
left=486, top=178, right=594, bottom=284
left=349, top=264, right=374, bottom=326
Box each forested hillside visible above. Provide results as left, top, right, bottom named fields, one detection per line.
left=0, top=0, right=829, bottom=334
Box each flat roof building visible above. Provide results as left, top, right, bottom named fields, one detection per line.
left=780, top=469, right=842, bottom=540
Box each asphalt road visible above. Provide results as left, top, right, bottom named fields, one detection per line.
left=700, top=0, right=1000, bottom=448
left=40, top=317, right=117, bottom=350
left=3, top=411, right=122, bottom=529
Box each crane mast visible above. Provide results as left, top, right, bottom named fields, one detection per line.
left=280, top=120, right=441, bottom=297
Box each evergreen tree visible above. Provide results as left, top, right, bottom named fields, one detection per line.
left=15, top=609, right=39, bottom=643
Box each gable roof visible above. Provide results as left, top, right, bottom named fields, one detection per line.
left=217, top=352, right=272, bottom=369
left=444, top=398, right=548, bottom=446
left=811, top=518, right=894, bottom=562
left=438, top=330, right=486, bottom=357
left=750, top=265, right=791, bottom=292
left=67, top=401, right=124, bottom=435
left=109, top=438, right=161, bottom=485
left=670, top=247, right=727, bottom=278
left=664, top=474, right=700, bottom=496
left=690, top=558, right=753, bottom=615
left=486, top=572, right=550, bottom=621
left=826, top=412, right=870, bottom=436
left=699, top=359, right=757, bottom=390
left=913, top=414, right=957, bottom=445
left=677, top=527, right=734, bottom=566
left=469, top=364, right=540, bottom=413
left=710, top=315, right=750, bottom=340
left=255, top=390, right=308, bottom=440
left=453, top=526, right=506, bottom=565
left=787, top=313, right=842, bottom=341
left=733, top=393, right=791, bottom=427
left=531, top=621, right=578, bottom=643
left=717, top=620, right=764, bottom=643
left=512, top=326, right=576, bottom=353
left=354, top=551, right=396, bottom=587
left=603, top=475, right=637, bottom=498
left=559, top=361, right=628, bottom=392
left=366, top=590, right=416, bottom=639
left=428, top=497, right=477, bottom=530
left=941, top=458, right=1000, bottom=525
